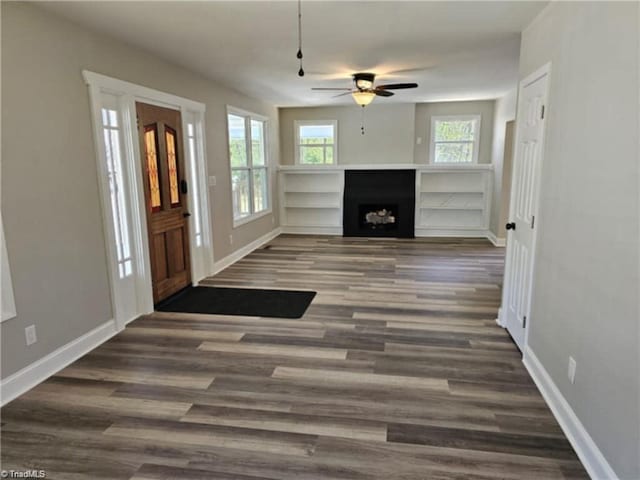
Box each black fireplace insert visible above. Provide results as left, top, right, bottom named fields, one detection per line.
left=343, top=170, right=415, bottom=238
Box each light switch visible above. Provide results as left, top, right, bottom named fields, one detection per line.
left=208, top=176, right=217, bottom=187
left=568, top=357, right=577, bottom=384
left=25, top=325, right=37, bottom=346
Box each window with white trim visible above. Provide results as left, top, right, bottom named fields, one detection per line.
left=186, top=121, right=203, bottom=246
left=430, top=115, right=481, bottom=164
left=295, top=120, right=337, bottom=165
left=101, top=105, right=133, bottom=278
left=227, top=109, right=269, bottom=224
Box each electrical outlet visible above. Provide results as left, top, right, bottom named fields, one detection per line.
left=25, top=325, right=37, bottom=346
left=568, top=356, right=577, bottom=384
left=416, top=137, right=422, bottom=145
left=229, top=234, right=233, bottom=245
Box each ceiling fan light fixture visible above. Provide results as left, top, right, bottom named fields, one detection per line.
left=312, top=72, right=417, bottom=108
left=351, top=90, right=376, bottom=106
left=355, top=78, right=373, bottom=90
left=353, top=72, right=376, bottom=91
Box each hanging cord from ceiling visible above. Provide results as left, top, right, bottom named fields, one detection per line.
left=361, top=105, right=366, bottom=135
left=296, top=0, right=304, bottom=76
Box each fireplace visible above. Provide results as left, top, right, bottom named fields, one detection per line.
left=343, top=170, right=415, bottom=237
left=359, top=204, right=398, bottom=232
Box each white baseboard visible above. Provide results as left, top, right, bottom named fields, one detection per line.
left=415, top=228, right=488, bottom=238
left=280, top=225, right=342, bottom=235
left=279, top=227, right=508, bottom=246
left=495, top=307, right=505, bottom=327
left=0, top=319, right=119, bottom=406
left=210, top=227, right=282, bottom=277
left=486, top=231, right=506, bottom=247
left=523, top=347, right=619, bottom=480
left=0, top=228, right=283, bottom=405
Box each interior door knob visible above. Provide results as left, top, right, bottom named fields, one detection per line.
left=505, top=222, right=516, bottom=231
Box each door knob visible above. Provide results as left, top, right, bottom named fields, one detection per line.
left=183, top=212, right=191, bottom=218
left=505, top=222, right=516, bottom=231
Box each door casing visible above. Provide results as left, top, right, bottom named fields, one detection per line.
left=498, top=62, right=552, bottom=353
left=84, top=71, right=213, bottom=330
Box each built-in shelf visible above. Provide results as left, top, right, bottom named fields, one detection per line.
left=280, top=169, right=343, bottom=232
left=420, top=188, right=485, bottom=194
left=285, top=209, right=341, bottom=227
left=419, top=209, right=485, bottom=229
left=284, top=190, right=341, bottom=194
left=279, top=165, right=492, bottom=237
left=420, top=191, right=484, bottom=210
left=285, top=205, right=341, bottom=209
left=421, top=206, right=484, bottom=211
left=416, top=169, right=491, bottom=233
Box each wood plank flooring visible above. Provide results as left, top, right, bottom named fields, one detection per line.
left=0, top=235, right=587, bottom=479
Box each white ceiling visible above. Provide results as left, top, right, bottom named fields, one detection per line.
left=37, top=1, right=547, bottom=107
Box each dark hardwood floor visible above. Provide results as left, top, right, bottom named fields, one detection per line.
left=0, top=235, right=587, bottom=479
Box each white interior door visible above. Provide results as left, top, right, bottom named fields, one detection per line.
left=501, top=65, right=550, bottom=351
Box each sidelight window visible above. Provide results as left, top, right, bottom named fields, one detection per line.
left=101, top=107, right=133, bottom=278
left=186, top=121, right=203, bottom=247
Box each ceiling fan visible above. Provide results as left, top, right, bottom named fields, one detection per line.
left=311, top=72, right=418, bottom=106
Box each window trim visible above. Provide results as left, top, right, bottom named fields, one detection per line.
left=429, top=114, right=481, bottom=165
left=294, top=120, right=338, bottom=165
left=227, top=106, right=272, bottom=228
left=1, top=214, right=17, bottom=323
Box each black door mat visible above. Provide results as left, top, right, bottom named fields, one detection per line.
left=155, top=286, right=317, bottom=319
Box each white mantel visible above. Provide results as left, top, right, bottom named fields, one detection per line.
left=278, top=164, right=494, bottom=172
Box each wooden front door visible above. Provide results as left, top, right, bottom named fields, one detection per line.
left=136, top=102, right=191, bottom=304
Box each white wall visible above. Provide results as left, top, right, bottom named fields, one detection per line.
left=279, top=104, right=416, bottom=165
left=1, top=3, right=280, bottom=378
left=520, top=2, right=639, bottom=478
left=489, top=89, right=517, bottom=238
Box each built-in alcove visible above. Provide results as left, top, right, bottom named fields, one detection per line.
left=343, top=170, right=415, bottom=238
left=278, top=165, right=492, bottom=237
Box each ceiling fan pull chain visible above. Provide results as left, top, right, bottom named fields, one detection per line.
left=361, top=105, right=366, bottom=135
left=296, top=0, right=304, bottom=76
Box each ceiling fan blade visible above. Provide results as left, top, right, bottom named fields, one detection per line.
left=374, top=89, right=394, bottom=97
left=375, top=83, right=418, bottom=90
left=380, top=66, right=433, bottom=76
left=311, top=87, right=352, bottom=91
left=332, top=91, right=354, bottom=98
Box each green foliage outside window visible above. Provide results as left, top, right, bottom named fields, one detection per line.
left=435, top=120, right=475, bottom=142
left=299, top=137, right=334, bottom=164
left=433, top=118, right=478, bottom=163
left=229, top=138, right=247, bottom=167
left=228, top=113, right=269, bottom=220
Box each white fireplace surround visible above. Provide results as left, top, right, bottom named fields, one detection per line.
left=278, top=164, right=495, bottom=240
